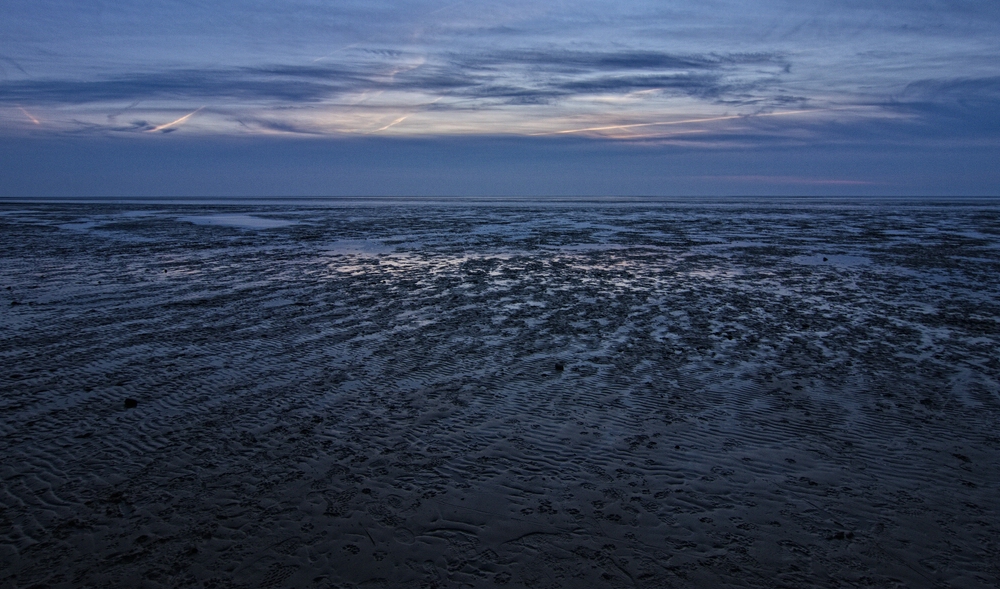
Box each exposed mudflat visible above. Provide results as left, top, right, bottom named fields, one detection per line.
left=1, top=200, right=999, bottom=588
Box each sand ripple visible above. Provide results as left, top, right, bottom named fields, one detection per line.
left=1, top=201, right=999, bottom=588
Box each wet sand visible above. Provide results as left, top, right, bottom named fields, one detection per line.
left=1, top=200, right=998, bottom=588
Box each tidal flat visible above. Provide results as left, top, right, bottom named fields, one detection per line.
left=1, top=199, right=998, bottom=588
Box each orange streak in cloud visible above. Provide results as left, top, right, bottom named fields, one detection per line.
left=19, top=107, right=41, bottom=125
left=146, top=107, right=204, bottom=133
left=534, top=109, right=818, bottom=136
left=601, top=129, right=708, bottom=140
left=371, top=115, right=411, bottom=133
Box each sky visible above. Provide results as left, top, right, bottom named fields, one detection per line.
left=1, top=0, right=999, bottom=196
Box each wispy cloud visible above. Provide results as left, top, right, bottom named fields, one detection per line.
left=0, top=45, right=805, bottom=140
left=0, top=69, right=349, bottom=104
left=0, top=54, right=28, bottom=77
left=461, top=49, right=786, bottom=72
left=1, top=1, right=997, bottom=145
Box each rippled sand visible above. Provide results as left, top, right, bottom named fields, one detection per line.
left=2, top=200, right=998, bottom=588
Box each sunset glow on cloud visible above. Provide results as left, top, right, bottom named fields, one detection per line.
left=1, top=1, right=998, bottom=195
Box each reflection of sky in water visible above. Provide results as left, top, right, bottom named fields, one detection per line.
left=322, top=240, right=395, bottom=256
left=178, top=214, right=297, bottom=229
left=58, top=221, right=99, bottom=231
left=792, top=254, right=870, bottom=266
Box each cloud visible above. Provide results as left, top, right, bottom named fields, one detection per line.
left=0, top=54, right=29, bottom=77
left=900, top=76, right=1000, bottom=106
left=0, top=48, right=791, bottom=110
left=461, top=49, right=786, bottom=72
left=424, top=50, right=791, bottom=104
left=0, top=3, right=994, bottom=148
left=558, top=74, right=728, bottom=96
left=888, top=76, right=1000, bottom=134
left=0, top=53, right=806, bottom=141
left=0, top=69, right=349, bottom=105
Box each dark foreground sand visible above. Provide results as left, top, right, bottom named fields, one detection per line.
left=1, top=200, right=998, bottom=588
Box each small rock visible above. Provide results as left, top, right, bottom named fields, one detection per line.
left=554, top=362, right=564, bottom=371
left=124, top=398, right=138, bottom=409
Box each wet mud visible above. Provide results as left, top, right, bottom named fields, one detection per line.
left=1, top=201, right=998, bottom=588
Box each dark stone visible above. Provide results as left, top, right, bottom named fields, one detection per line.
left=124, top=398, right=138, bottom=409
left=554, top=362, right=564, bottom=371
